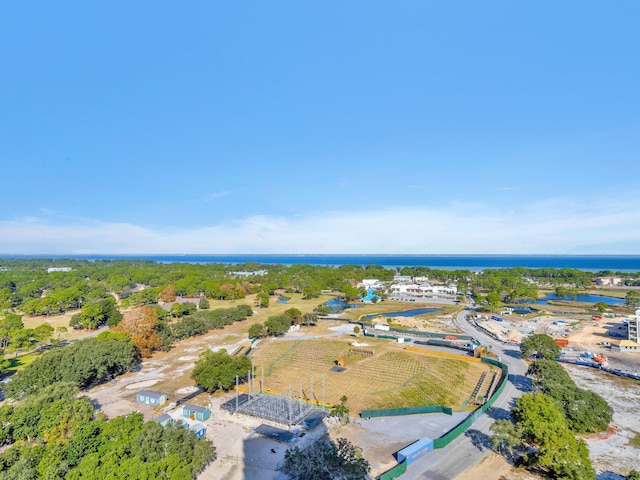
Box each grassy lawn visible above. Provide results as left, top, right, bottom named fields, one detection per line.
left=21, top=311, right=91, bottom=341
left=3, top=351, right=43, bottom=377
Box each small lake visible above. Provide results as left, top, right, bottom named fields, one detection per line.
left=536, top=293, right=625, bottom=306
left=324, top=297, right=361, bottom=313
left=365, top=308, right=442, bottom=320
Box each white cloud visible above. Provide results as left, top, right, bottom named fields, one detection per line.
left=201, top=191, right=231, bottom=202
left=1, top=196, right=640, bottom=254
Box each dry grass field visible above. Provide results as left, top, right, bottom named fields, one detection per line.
left=250, top=338, right=495, bottom=413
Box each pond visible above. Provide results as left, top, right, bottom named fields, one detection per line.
left=324, top=297, right=361, bottom=313
left=365, top=308, right=442, bottom=320
left=276, top=297, right=289, bottom=304
left=536, top=293, right=625, bottom=306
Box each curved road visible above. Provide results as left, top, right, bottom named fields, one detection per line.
left=402, top=309, right=530, bottom=480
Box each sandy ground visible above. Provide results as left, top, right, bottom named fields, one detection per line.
left=564, top=364, right=640, bottom=478
left=455, top=453, right=541, bottom=480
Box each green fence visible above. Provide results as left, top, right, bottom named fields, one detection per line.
left=433, top=358, right=509, bottom=449
left=388, top=327, right=473, bottom=341
left=371, top=357, right=510, bottom=478
left=363, top=332, right=412, bottom=342
left=361, top=405, right=452, bottom=419
left=379, top=460, right=407, bottom=480
left=480, top=358, right=508, bottom=412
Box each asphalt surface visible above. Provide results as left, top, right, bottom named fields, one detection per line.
left=401, top=309, right=530, bottom=480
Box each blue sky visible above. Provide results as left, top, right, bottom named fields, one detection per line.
left=1, top=1, right=639, bottom=254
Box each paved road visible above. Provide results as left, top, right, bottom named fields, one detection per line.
left=402, top=310, right=530, bottom=480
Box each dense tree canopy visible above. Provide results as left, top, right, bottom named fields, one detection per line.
left=510, top=393, right=595, bottom=480
left=520, top=334, right=561, bottom=360
left=191, top=349, right=251, bottom=392
left=70, top=297, right=122, bottom=330
left=527, top=359, right=612, bottom=432
left=6, top=336, right=136, bottom=399
left=0, top=384, right=214, bottom=479
left=265, top=315, right=292, bottom=336
left=283, top=437, right=370, bottom=480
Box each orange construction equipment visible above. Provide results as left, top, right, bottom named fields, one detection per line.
left=593, top=354, right=608, bottom=365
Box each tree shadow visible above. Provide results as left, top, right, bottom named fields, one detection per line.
left=464, top=428, right=491, bottom=452
left=508, top=373, right=531, bottom=392
left=500, top=349, right=522, bottom=360
left=242, top=415, right=328, bottom=480
left=485, top=406, right=511, bottom=421
left=596, top=471, right=626, bottom=480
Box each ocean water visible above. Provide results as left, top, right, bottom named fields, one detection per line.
left=3, top=254, right=640, bottom=272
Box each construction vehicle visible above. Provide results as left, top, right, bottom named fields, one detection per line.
left=593, top=354, right=608, bottom=366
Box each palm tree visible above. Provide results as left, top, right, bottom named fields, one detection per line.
left=331, top=395, right=350, bottom=421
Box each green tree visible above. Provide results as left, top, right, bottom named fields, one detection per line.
left=527, top=359, right=612, bottom=433
left=331, top=395, right=350, bottom=421
left=302, top=313, right=317, bottom=326
left=555, top=286, right=569, bottom=299
left=198, top=297, right=210, bottom=309
left=520, top=334, right=560, bottom=360
left=625, top=291, right=640, bottom=307
left=255, top=292, right=270, bottom=308
left=264, top=315, right=292, bottom=336
left=170, top=302, right=197, bottom=318
left=0, top=313, right=23, bottom=331
left=486, top=292, right=502, bottom=310
left=593, top=302, right=608, bottom=314
left=32, top=323, right=54, bottom=346
left=235, top=304, right=253, bottom=317
left=248, top=323, right=264, bottom=339
left=511, top=393, right=595, bottom=480
left=6, top=337, right=136, bottom=399
left=70, top=298, right=122, bottom=330
left=489, top=419, right=521, bottom=462
left=191, top=349, right=251, bottom=392
left=0, top=314, right=24, bottom=350
left=340, top=283, right=361, bottom=302
left=284, top=308, right=303, bottom=323
left=283, top=437, right=369, bottom=480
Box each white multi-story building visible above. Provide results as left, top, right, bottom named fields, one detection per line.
left=595, top=276, right=622, bottom=286
left=359, top=279, right=383, bottom=290
left=629, top=309, right=640, bottom=344
left=390, top=283, right=457, bottom=296
left=393, top=275, right=413, bottom=284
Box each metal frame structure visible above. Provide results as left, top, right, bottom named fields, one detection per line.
left=220, top=365, right=326, bottom=426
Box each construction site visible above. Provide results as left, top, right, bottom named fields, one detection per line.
left=239, top=337, right=498, bottom=414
